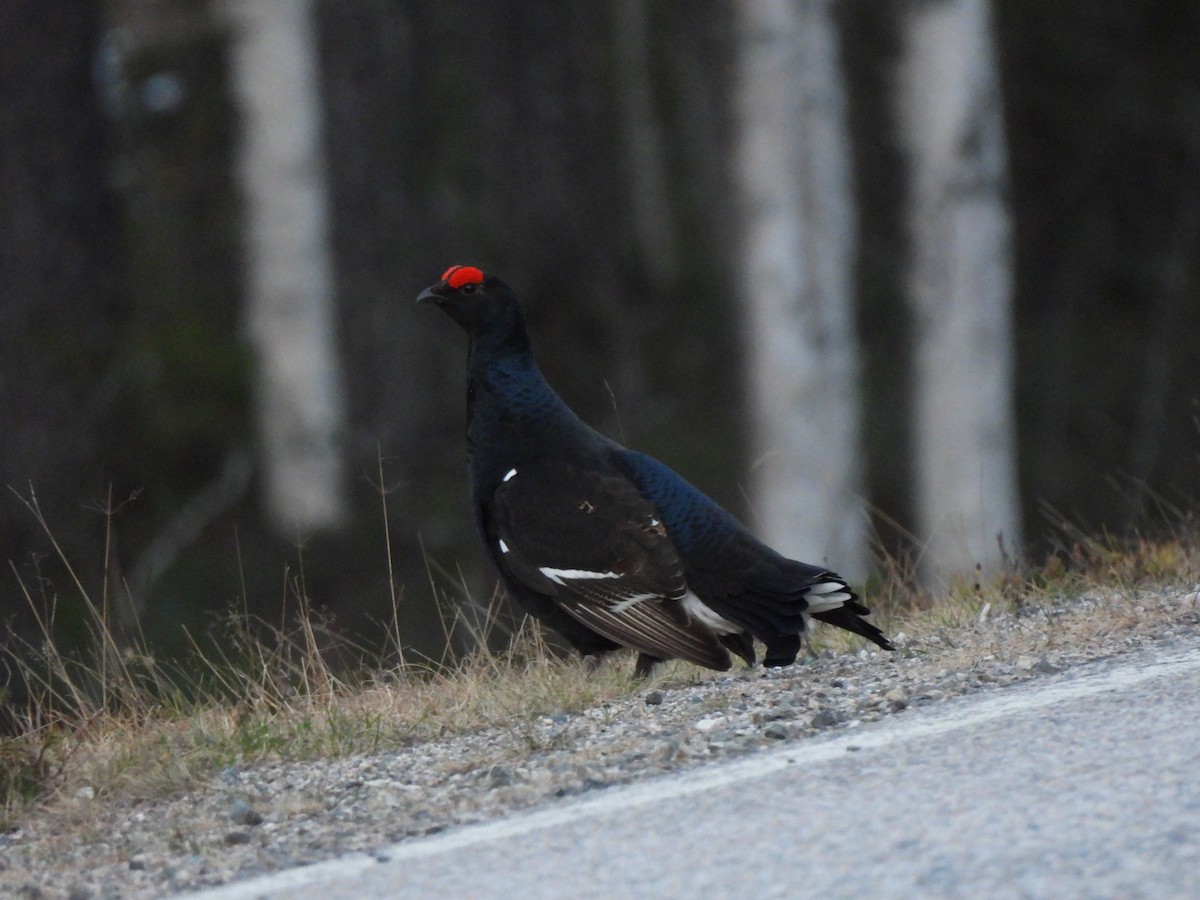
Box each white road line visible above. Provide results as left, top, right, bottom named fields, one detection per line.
left=190, top=646, right=1200, bottom=899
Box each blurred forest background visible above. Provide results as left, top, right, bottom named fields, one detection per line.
left=2, top=0, right=1198, bottom=712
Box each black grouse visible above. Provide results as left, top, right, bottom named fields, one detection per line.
left=418, top=265, right=894, bottom=675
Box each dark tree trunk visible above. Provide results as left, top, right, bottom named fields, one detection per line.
left=0, top=2, right=120, bottom=576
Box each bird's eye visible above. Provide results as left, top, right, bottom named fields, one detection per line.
left=461, top=283, right=478, bottom=295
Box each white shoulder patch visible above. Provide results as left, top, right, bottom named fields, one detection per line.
left=538, top=566, right=620, bottom=586
left=502, top=468, right=517, bottom=482
left=498, top=538, right=510, bottom=554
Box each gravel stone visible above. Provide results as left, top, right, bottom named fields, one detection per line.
left=812, top=710, right=842, bottom=729
left=228, top=800, right=264, bottom=827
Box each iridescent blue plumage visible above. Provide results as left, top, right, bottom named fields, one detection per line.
left=613, top=449, right=744, bottom=551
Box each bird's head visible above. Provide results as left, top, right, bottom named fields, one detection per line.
left=417, top=265, right=527, bottom=342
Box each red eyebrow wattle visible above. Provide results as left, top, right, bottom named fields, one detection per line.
left=441, top=265, right=485, bottom=289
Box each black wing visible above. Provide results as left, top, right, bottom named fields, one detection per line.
left=486, top=459, right=732, bottom=671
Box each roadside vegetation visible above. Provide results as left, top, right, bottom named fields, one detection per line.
left=3, top=502, right=1199, bottom=832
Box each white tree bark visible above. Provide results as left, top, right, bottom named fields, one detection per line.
left=895, top=0, right=1021, bottom=580
left=221, top=0, right=347, bottom=534
left=734, top=0, right=866, bottom=577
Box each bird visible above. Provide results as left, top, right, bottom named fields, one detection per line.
left=418, top=264, right=894, bottom=676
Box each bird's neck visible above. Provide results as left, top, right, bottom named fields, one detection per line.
left=466, top=345, right=570, bottom=434
left=464, top=341, right=608, bottom=487
left=466, top=308, right=533, bottom=364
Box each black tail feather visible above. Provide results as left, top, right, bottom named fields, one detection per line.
left=811, top=607, right=895, bottom=651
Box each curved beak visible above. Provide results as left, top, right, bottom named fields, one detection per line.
left=416, top=283, right=443, bottom=305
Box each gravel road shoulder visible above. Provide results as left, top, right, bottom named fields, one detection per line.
left=2, top=586, right=1197, bottom=899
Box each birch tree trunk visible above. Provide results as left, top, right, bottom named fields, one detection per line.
left=221, top=0, right=347, bottom=534
left=895, top=0, right=1021, bottom=581
left=734, top=0, right=866, bottom=578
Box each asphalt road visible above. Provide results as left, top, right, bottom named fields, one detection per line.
left=195, top=642, right=1200, bottom=899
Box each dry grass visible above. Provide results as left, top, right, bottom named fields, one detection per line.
left=4, top=494, right=1200, bottom=831
left=0, top=582, right=649, bottom=830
